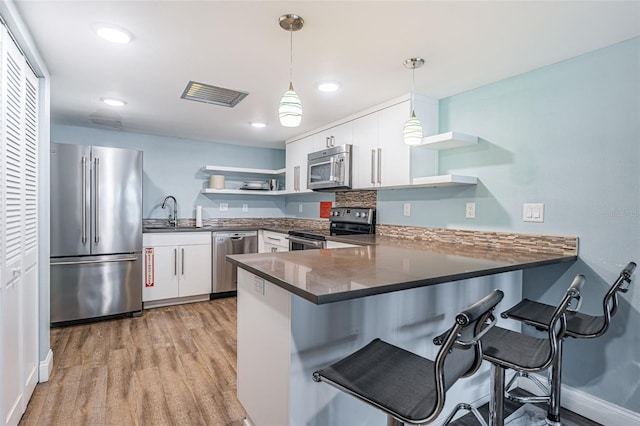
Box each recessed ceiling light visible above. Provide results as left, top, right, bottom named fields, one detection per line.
left=315, top=81, right=342, bottom=93
left=250, top=122, right=267, bottom=128
left=94, top=24, right=133, bottom=44
left=101, top=97, right=127, bottom=107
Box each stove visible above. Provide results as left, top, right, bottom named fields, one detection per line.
left=288, top=207, right=376, bottom=250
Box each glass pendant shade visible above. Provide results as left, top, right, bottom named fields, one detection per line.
left=279, top=82, right=302, bottom=127
left=403, top=111, right=423, bottom=145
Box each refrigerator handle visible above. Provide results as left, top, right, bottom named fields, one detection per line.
left=94, top=157, right=100, bottom=244
left=81, top=156, right=87, bottom=244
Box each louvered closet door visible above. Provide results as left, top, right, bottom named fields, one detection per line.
left=0, top=24, right=39, bottom=426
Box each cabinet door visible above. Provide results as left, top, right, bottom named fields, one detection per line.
left=285, top=137, right=312, bottom=192
left=376, top=101, right=412, bottom=187
left=143, top=245, right=179, bottom=301
left=313, top=122, right=353, bottom=151
left=179, top=243, right=212, bottom=297
left=351, top=113, right=378, bottom=189
left=263, top=242, right=288, bottom=253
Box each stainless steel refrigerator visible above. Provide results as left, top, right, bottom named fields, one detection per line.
left=50, top=142, right=143, bottom=324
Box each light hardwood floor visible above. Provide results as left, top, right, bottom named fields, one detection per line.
left=20, top=298, right=246, bottom=426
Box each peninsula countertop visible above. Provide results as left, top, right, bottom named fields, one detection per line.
left=227, top=235, right=577, bottom=304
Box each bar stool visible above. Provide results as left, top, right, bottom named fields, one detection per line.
left=481, top=274, right=586, bottom=426
left=500, top=261, right=636, bottom=425
left=312, top=289, right=504, bottom=426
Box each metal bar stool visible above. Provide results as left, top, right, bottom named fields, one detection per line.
left=500, top=261, right=636, bottom=425
left=312, top=289, right=504, bottom=426
left=481, top=274, right=586, bottom=426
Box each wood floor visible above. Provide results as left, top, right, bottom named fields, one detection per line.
left=19, top=298, right=246, bottom=426
left=20, top=297, right=601, bottom=426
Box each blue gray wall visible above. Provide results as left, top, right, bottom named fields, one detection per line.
left=51, top=125, right=288, bottom=220
left=378, top=37, right=639, bottom=411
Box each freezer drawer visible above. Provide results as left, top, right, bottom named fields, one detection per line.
left=50, top=254, right=142, bottom=324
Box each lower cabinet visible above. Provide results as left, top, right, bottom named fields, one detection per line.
left=258, top=230, right=289, bottom=253
left=143, top=232, right=212, bottom=303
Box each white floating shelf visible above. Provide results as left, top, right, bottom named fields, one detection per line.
left=416, top=131, right=478, bottom=150
left=411, top=174, right=477, bottom=187
left=201, top=189, right=286, bottom=195
left=203, top=165, right=286, bottom=175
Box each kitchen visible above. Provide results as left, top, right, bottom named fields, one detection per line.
left=0, top=1, right=638, bottom=426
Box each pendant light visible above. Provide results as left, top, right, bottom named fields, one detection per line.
left=403, top=57, right=425, bottom=145
left=278, top=14, right=304, bottom=127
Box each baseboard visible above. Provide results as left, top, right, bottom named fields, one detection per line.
left=38, top=348, right=53, bottom=382
left=517, top=372, right=640, bottom=425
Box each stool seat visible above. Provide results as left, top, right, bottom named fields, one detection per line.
left=482, top=326, right=553, bottom=370
left=502, top=299, right=605, bottom=337
left=316, top=338, right=440, bottom=422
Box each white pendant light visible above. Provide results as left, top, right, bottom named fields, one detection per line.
left=403, top=57, right=425, bottom=145
left=278, top=14, right=304, bottom=127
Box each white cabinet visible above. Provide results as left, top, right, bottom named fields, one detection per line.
left=313, top=121, right=353, bottom=151
left=285, top=136, right=313, bottom=193
left=0, top=24, right=40, bottom=426
left=259, top=230, right=289, bottom=253
left=143, top=232, right=212, bottom=304
left=352, top=112, right=379, bottom=188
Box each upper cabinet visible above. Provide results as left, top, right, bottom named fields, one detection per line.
left=313, top=122, right=353, bottom=151
left=285, top=136, right=313, bottom=193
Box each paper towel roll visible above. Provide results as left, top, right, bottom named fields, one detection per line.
left=210, top=175, right=225, bottom=189
left=195, top=205, right=203, bottom=228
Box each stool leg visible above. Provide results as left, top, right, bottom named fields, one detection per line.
left=489, top=365, right=505, bottom=426
left=547, top=339, right=564, bottom=425
left=387, top=414, right=404, bottom=426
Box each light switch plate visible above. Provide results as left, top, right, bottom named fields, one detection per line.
left=523, top=203, right=544, bottom=222
left=242, top=203, right=248, bottom=212
left=403, top=203, right=411, bottom=217
left=220, top=202, right=228, bottom=212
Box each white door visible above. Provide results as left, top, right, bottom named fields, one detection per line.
left=178, top=243, right=212, bottom=297
left=351, top=113, right=378, bottom=189
left=143, top=245, right=180, bottom=301
left=376, top=101, right=413, bottom=187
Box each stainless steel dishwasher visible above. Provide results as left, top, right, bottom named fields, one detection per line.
left=213, top=231, right=258, bottom=297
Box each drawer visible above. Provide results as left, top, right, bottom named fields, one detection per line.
left=262, top=231, right=289, bottom=248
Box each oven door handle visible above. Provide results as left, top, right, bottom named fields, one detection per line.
left=288, top=235, right=325, bottom=248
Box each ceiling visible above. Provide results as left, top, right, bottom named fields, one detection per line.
left=14, top=1, right=640, bottom=150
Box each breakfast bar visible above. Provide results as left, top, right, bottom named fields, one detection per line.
left=227, top=237, right=576, bottom=426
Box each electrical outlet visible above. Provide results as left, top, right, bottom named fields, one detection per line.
left=465, top=202, right=476, bottom=219
left=299, top=204, right=303, bottom=213
left=403, top=203, right=411, bottom=217
left=219, top=203, right=228, bottom=212
left=523, top=203, right=544, bottom=222
left=242, top=203, right=248, bottom=212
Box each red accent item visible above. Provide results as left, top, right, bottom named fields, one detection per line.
left=320, top=201, right=332, bottom=219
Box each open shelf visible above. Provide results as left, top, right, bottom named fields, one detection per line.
left=415, top=131, right=478, bottom=150
left=200, top=188, right=287, bottom=196
left=203, top=165, right=286, bottom=175
left=411, top=174, right=478, bottom=188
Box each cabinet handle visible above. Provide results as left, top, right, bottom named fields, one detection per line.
left=326, top=136, right=330, bottom=148
left=331, top=136, right=335, bottom=147
left=174, top=248, right=178, bottom=275
left=294, top=165, right=300, bottom=191
left=377, top=148, right=382, bottom=184
left=267, top=236, right=281, bottom=242
left=181, top=248, right=185, bottom=275
left=271, top=247, right=278, bottom=252
left=371, top=149, right=376, bottom=185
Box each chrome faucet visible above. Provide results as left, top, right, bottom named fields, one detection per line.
left=161, top=195, right=178, bottom=228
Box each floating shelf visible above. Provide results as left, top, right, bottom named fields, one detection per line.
left=416, top=131, right=478, bottom=150
left=411, top=174, right=477, bottom=188
left=203, top=165, right=286, bottom=175
left=201, top=188, right=287, bottom=196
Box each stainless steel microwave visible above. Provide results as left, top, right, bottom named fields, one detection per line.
left=307, top=144, right=352, bottom=191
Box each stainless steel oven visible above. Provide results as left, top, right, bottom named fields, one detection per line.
left=307, top=144, right=352, bottom=191
left=288, top=207, right=375, bottom=251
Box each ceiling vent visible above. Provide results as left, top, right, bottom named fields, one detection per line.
left=181, top=81, right=248, bottom=108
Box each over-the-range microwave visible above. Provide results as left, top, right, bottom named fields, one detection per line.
left=307, top=144, right=352, bottom=191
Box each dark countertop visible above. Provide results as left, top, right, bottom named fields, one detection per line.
left=227, top=238, right=576, bottom=304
